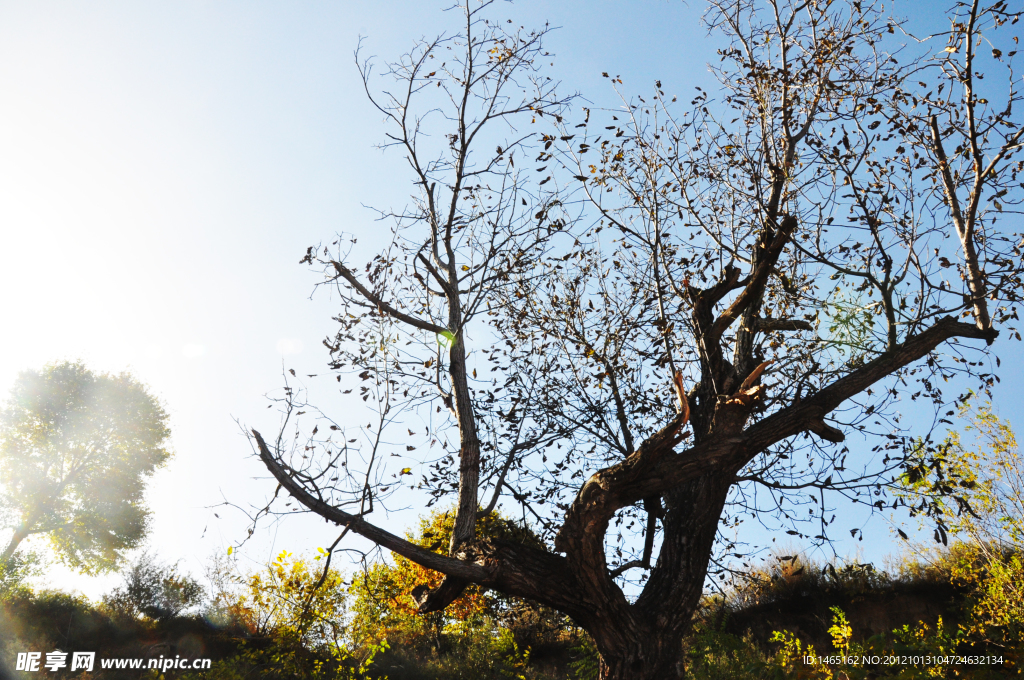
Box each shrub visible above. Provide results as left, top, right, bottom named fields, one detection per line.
left=103, top=551, right=205, bottom=622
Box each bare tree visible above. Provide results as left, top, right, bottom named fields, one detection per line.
left=251, top=1, right=1024, bottom=677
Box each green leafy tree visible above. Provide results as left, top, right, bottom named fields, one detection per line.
left=231, top=550, right=349, bottom=647
left=904, top=402, right=1023, bottom=547
left=0, top=361, right=170, bottom=574
left=900, top=402, right=1024, bottom=659
left=197, top=550, right=385, bottom=680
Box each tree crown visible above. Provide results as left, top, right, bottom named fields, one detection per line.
left=0, top=361, right=170, bottom=574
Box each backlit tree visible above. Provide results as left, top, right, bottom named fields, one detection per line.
left=252, top=1, right=1024, bottom=677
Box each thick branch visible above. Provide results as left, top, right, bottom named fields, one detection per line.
left=742, top=317, right=997, bottom=453
left=252, top=429, right=487, bottom=582
left=806, top=418, right=845, bottom=443
left=556, top=317, right=996, bottom=566
left=755, top=318, right=813, bottom=333
left=711, top=215, right=798, bottom=341
left=412, top=577, right=470, bottom=613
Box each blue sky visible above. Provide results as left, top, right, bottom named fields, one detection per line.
left=0, top=0, right=1019, bottom=599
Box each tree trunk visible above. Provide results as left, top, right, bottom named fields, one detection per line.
left=583, top=475, right=732, bottom=680
left=1, top=526, right=28, bottom=565
left=596, top=631, right=683, bottom=680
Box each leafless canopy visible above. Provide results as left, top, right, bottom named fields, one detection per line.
left=251, top=1, right=1024, bottom=678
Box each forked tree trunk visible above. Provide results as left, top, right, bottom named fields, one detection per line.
left=585, top=474, right=732, bottom=680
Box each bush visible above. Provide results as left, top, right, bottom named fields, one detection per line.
left=103, top=551, right=204, bottom=622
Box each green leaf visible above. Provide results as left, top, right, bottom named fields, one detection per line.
left=437, top=330, right=455, bottom=349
